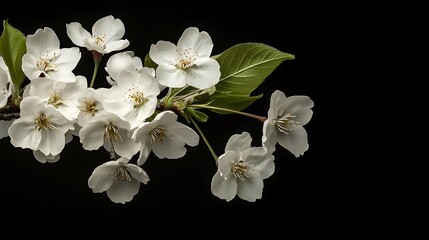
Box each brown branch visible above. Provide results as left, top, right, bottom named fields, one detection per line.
left=0, top=112, right=20, bottom=121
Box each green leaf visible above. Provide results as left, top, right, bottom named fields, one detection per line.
left=184, top=107, right=208, bottom=122
left=0, top=20, right=26, bottom=94
left=215, top=42, right=294, bottom=96
left=206, top=92, right=262, bottom=114
left=144, top=52, right=158, bottom=69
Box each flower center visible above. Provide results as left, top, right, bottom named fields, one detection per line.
left=80, top=98, right=98, bottom=116
left=114, top=166, right=131, bottom=182
left=231, top=160, right=253, bottom=181
left=126, top=85, right=148, bottom=108
left=47, top=91, right=63, bottom=108
left=36, top=59, right=57, bottom=75
left=175, top=47, right=197, bottom=70
left=103, top=123, right=122, bottom=143
left=91, top=32, right=107, bottom=49
left=275, top=114, right=300, bottom=134
left=150, top=127, right=172, bottom=144
left=33, top=113, right=57, bottom=131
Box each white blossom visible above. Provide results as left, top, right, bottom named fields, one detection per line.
left=211, top=131, right=275, bottom=202
left=88, top=157, right=149, bottom=204
left=78, top=112, right=139, bottom=159
left=149, top=27, right=220, bottom=89
left=131, top=110, right=199, bottom=166
left=262, top=90, right=314, bottom=157
left=25, top=75, right=87, bottom=121
left=22, top=27, right=81, bottom=82
left=8, top=96, right=74, bottom=157
left=66, top=15, right=130, bottom=54
left=76, top=87, right=105, bottom=127
left=101, top=70, right=160, bottom=129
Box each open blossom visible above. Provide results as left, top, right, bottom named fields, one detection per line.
left=78, top=112, right=139, bottom=159
left=262, top=90, right=314, bottom=157
left=131, top=110, right=199, bottom=166
left=149, top=26, right=221, bottom=89
left=66, top=15, right=130, bottom=54
left=211, top=131, right=275, bottom=202
left=88, top=157, right=149, bottom=204
left=101, top=70, right=160, bottom=129
left=8, top=96, right=74, bottom=157
left=1, top=57, right=13, bottom=108
left=25, top=75, right=87, bottom=120
left=76, top=88, right=105, bottom=127
left=22, top=27, right=81, bottom=82
left=105, top=51, right=155, bottom=86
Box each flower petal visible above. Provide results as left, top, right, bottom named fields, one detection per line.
left=152, top=140, right=186, bottom=159
left=244, top=147, right=275, bottom=180
left=149, top=41, right=178, bottom=65
left=114, top=129, right=140, bottom=159
left=277, top=126, right=309, bottom=157
left=168, top=124, right=199, bottom=147
left=125, top=163, right=150, bottom=184
left=79, top=122, right=105, bottom=150
left=38, top=130, right=66, bottom=156
left=8, top=118, right=41, bottom=150
left=106, top=178, right=140, bottom=204
left=283, top=95, right=314, bottom=115
left=262, top=121, right=277, bottom=154
left=185, top=59, right=220, bottom=89
left=211, top=171, right=237, bottom=202
left=26, top=27, right=60, bottom=57
left=236, top=171, right=264, bottom=202
left=66, top=22, right=91, bottom=47
left=217, top=151, right=236, bottom=178
left=225, top=131, right=252, bottom=153
left=137, top=143, right=151, bottom=166
left=155, top=64, right=187, bottom=88
left=88, top=161, right=118, bottom=193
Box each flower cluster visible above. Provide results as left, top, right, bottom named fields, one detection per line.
left=0, top=15, right=314, bottom=203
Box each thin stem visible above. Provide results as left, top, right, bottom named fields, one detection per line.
left=173, top=88, right=200, bottom=102
left=190, top=104, right=267, bottom=123
left=189, top=117, right=218, bottom=164
left=90, top=51, right=102, bottom=88
left=170, top=86, right=190, bottom=99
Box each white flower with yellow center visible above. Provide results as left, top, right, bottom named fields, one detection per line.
left=78, top=112, right=139, bottom=159
left=26, top=76, right=87, bottom=121
left=211, top=131, right=275, bottom=202
left=76, top=88, right=105, bottom=127
left=88, top=157, right=149, bottom=204
left=66, top=15, right=130, bottom=54
left=101, top=70, right=160, bottom=129
left=8, top=96, right=74, bottom=157
left=22, top=27, right=81, bottom=82
left=131, top=110, right=199, bottom=166
left=149, top=26, right=221, bottom=89
left=262, top=90, right=314, bottom=157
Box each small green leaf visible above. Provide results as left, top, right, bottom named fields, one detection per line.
left=0, top=20, right=26, bottom=95
left=215, top=42, right=294, bottom=96
left=144, top=53, right=158, bottom=69
left=206, top=92, right=262, bottom=114
left=184, top=107, right=208, bottom=122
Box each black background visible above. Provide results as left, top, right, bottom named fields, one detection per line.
left=0, top=5, right=338, bottom=229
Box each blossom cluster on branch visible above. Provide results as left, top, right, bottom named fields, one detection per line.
left=0, top=15, right=314, bottom=204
